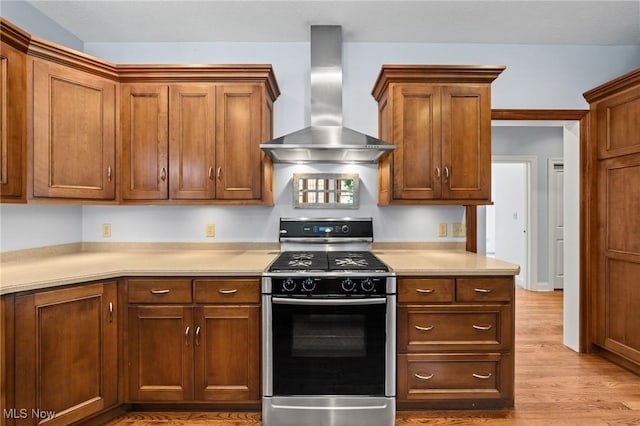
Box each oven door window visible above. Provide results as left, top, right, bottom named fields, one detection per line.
left=272, top=301, right=386, bottom=396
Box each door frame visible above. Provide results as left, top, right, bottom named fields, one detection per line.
left=467, top=109, right=591, bottom=352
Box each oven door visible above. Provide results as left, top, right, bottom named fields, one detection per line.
left=263, top=296, right=395, bottom=397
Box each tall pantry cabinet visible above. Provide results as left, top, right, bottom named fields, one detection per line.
left=584, top=67, right=640, bottom=374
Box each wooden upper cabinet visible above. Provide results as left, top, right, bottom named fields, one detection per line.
left=0, top=20, right=29, bottom=203
left=441, top=85, right=491, bottom=200
left=118, top=65, right=279, bottom=205
left=372, top=65, right=504, bottom=205
left=391, top=84, right=441, bottom=200
left=169, top=83, right=217, bottom=200
left=31, top=58, right=117, bottom=200
left=121, top=84, right=169, bottom=200
left=215, top=84, right=263, bottom=200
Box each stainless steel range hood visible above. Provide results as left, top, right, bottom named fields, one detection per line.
left=260, top=25, right=395, bottom=164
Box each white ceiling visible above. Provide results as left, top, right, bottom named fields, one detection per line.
left=19, top=0, right=640, bottom=45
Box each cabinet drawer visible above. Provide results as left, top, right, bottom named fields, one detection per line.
left=398, top=353, right=513, bottom=403
left=456, top=277, right=513, bottom=302
left=398, top=305, right=512, bottom=352
left=398, top=278, right=454, bottom=303
left=194, top=278, right=260, bottom=304
left=127, top=278, right=193, bottom=303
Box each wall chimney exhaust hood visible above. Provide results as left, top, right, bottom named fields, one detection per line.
left=260, top=25, right=395, bottom=164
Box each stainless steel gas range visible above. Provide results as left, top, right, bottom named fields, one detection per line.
left=262, top=218, right=396, bottom=426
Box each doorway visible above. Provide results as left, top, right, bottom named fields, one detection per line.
left=485, top=157, right=537, bottom=290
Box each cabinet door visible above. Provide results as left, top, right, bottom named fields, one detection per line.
left=169, top=84, right=216, bottom=199
left=193, top=305, right=260, bottom=402
left=0, top=41, right=26, bottom=202
left=392, top=84, right=441, bottom=200
left=215, top=84, right=263, bottom=200
left=595, top=86, right=640, bottom=160
left=121, top=84, right=169, bottom=200
left=32, top=59, right=116, bottom=199
left=596, top=153, right=640, bottom=364
left=14, top=281, right=118, bottom=426
left=441, top=85, right=491, bottom=200
left=128, top=305, right=194, bottom=401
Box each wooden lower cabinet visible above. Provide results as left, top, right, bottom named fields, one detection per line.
left=126, top=277, right=260, bottom=404
left=11, top=281, right=118, bottom=426
left=396, top=276, right=515, bottom=409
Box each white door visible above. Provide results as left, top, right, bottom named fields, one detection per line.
left=549, top=160, right=564, bottom=289
left=487, top=162, right=528, bottom=288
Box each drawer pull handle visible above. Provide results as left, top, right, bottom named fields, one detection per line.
left=185, top=326, right=190, bottom=346
left=415, top=373, right=434, bottom=380
left=218, top=288, right=239, bottom=294
left=108, top=302, right=113, bottom=323
left=416, top=288, right=435, bottom=294
left=473, top=373, right=493, bottom=379
left=415, top=325, right=435, bottom=331
left=195, top=326, right=201, bottom=346
left=473, top=324, right=493, bottom=331
left=150, top=289, right=171, bottom=295
left=474, top=288, right=493, bottom=293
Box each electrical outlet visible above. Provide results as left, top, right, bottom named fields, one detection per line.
left=438, top=223, right=447, bottom=237
left=206, top=224, right=215, bottom=238
left=452, top=223, right=466, bottom=237
left=102, top=223, right=112, bottom=238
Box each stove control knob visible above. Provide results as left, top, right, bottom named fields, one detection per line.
left=302, top=278, right=316, bottom=292
left=361, top=278, right=375, bottom=292
left=341, top=278, right=356, bottom=292
left=341, top=224, right=350, bottom=233
left=282, top=278, right=296, bottom=292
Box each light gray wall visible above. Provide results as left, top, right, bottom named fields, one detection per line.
left=2, top=8, right=640, bottom=251
left=1, top=1, right=84, bottom=51
left=491, top=126, right=564, bottom=284
left=0, top=205, right=82, bottom=251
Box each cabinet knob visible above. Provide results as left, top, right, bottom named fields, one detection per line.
left=435, top=167, right=441, bottom=180
left=208, top=167, right=214, bottom=180
left=160, top=167, right=167, bottom=181
left=185, top=326, right=191, bottom=346
left=444, top=166, right=450, bottom=180
left=107, top=166, right=112, bottom=182
left=216, top=167, right=222, bottom=181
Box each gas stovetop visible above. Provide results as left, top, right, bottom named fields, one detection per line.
left=268, top=250, right=389, bottom=273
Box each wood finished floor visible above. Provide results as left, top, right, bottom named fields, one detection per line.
left=106, top=290, right=640, bottom=425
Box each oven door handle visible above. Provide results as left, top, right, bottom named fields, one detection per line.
left=271, top=297, right=387, bottom=306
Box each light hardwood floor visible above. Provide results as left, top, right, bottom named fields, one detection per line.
left=106, top=290, right=640, bottom=425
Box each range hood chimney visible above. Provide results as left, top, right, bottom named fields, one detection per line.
left=260, top=25, right=395, bottom=164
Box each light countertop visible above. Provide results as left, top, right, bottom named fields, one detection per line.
left=0, top=245, right=519, bottom=296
